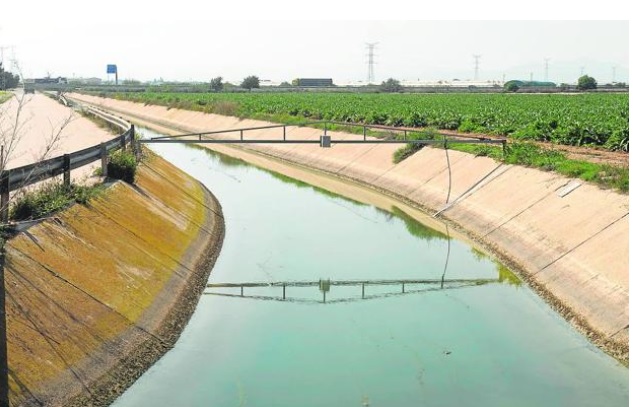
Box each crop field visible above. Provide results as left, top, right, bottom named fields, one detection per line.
left=108, top=92, right=630, bottom=152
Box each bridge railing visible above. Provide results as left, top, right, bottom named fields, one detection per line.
left=143, top=119, right=507, bottom=148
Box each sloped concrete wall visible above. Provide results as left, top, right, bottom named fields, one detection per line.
left=4, top=154, right=224, bottom=406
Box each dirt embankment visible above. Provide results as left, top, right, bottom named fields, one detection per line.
left=66, top=93, right=629, bottom=365
left=4, top=153, right=225, bottom=406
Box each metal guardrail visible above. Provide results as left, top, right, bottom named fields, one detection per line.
left=1, top=129, right=133, bottom=190
left=0, top=117, right=136, bottom=222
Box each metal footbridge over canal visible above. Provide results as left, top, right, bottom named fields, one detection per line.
left=141, top=120, right=508, bottom=303
left=139, top=120, right=507, bottom=149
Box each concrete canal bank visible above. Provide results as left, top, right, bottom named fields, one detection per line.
left=3, top=153, right=224, bottom=406
left=68, top=93, right=629, bottom=364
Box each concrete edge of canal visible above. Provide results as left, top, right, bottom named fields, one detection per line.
left=3, top=152, right=225, bottom=406
left=66, top=93, right=629, bottom=366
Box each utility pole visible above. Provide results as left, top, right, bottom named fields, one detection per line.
left=580, top=66, right=585, bottom=77
left=365, top=42, right=378, bottom=84
left=473, top=55, right=481, bottom=81
left=544, top=58, right=550, bottom=82
left=612, top=66, right=616, bottom=83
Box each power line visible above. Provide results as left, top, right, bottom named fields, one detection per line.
left=473, top=55, right=481, bottom=81
left=612, top=66, right=616, bottom=82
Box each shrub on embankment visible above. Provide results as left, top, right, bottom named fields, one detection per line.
left=107, top=149, right=138, bottom=183
left=9, top=183, right=104, bottom=221
left=8, top=148, right=138, bottom=223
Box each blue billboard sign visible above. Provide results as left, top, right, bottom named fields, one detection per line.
left=107, top=64, right=117, bottom=74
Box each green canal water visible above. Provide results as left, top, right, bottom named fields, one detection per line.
left=113, top=128, right=628, bottom=407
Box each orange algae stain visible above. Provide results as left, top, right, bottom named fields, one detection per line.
left=4, top=154, right=211, bottom=403
left=5, top=249, right=132, bottom=398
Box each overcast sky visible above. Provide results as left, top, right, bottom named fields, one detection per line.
left=0, top=2, right=629, bottom=85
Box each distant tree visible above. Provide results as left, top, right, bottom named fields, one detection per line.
left=279, top=81, right=292, bottom=87
left=240, top=75, right=260, bottom=91
left=0, top=63, right=20, bottom=90
left=210, top=76, right=224, bottom=92
left=379, top=78, right=403, bottom=93
left=504, top=81, right=520, bottom=92
left=577, top=75, right=597, bottom=90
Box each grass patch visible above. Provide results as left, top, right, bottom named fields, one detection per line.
left=450, top=141, right=629, bottom=193
left=10, top=182, right=104, bottom=221
left=392, top=128, right=440, bottom=163
left=0, top=91, right=11, bottom=104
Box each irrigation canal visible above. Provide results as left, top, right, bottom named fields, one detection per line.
left=113, top=127, right=627, bottom=407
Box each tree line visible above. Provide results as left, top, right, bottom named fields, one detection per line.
left=0, top=63, right=20, bottom=90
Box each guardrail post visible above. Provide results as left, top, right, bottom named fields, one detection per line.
left=100, top=143, right=108, bottom=177
left=63, top=154, right=71, bottom=187
left=129, top=125, right=139, bottom=159
left=0, top=176, right=9, bottom=223
left=120, top=134, right=127, bottom=151
left=130, top=125, right=137, bottom=156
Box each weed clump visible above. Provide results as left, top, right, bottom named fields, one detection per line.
left=108, top=150, right=138, bottom=184
left=10, top=183, right=103, bottom=221
left=392, top=129, right=439, bottom=164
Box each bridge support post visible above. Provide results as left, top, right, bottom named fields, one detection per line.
left=130, top=125, right=139, bottom=160
left=240, top=286, right=243, bottom=297
left=283, top=284, right=286, bottom=300
left=362, top=283, right=365, bottom=299
left=63, top=154, right=71, bottom=187
left=100, top=143, right=108, bottom=177
left=320, top=135, right=331, bottom=148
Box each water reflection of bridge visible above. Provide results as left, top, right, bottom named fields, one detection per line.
left=205, top=278, right=498, bottom=304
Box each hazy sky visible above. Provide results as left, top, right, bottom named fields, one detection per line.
left=0, top=3, right=629, bottom=85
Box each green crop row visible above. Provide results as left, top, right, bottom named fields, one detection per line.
left=103, top=91, right=629, bottom=152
